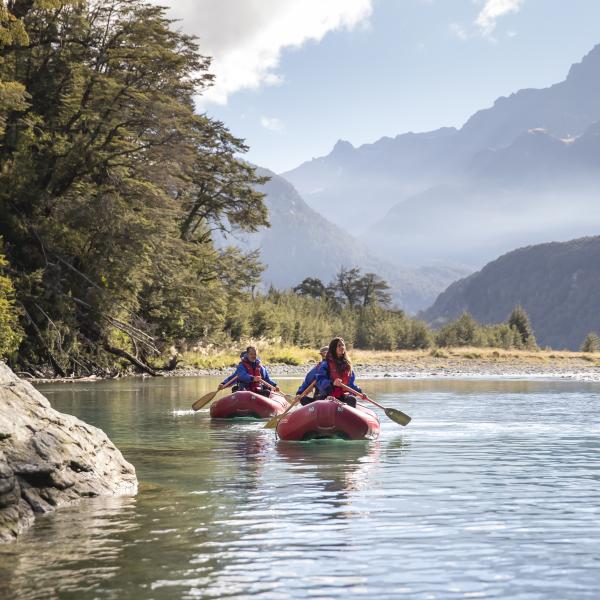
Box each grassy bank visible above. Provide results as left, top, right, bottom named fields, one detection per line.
left=179, top=345, right=320, bottom=369
left=354, top=347, right=600, bottom=366
left=177, top=345, right=600, bottom=371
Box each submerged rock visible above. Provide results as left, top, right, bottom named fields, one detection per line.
left=0, top=362, right=137, bottom=543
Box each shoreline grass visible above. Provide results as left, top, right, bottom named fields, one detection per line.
left=177, top=345, right=600, bottom=370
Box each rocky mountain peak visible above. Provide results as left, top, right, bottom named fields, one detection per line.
left=566, top=43, right=600, bottom=83
left=330, top=139, right=355, bottom=157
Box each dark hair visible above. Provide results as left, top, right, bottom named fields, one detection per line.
left=327, top=337, right=351, bottom=373
left=246, top=345, right=257, bottom=354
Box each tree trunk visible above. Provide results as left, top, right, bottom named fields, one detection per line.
left=104, top=344, right=161, bottom=377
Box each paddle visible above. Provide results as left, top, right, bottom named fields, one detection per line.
left=258, top=378, right=293, bottom=401
left=191, top=376, right=237, bottom=411
left=264, top=380, right=316, bottom=429
left=337, top=381, right=411, bottom=426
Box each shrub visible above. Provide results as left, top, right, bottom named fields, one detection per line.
left=581, top=332, right=600, bottom=353
left=436, top=313, right=482, bottom=347
left=0, top=249, right=23, bottom=358
left=430, top=348, right=448, bottom=358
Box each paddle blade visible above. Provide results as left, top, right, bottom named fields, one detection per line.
left=192, top=390, right=218, bottom=411
left=384, top=407, right=411, bottom=426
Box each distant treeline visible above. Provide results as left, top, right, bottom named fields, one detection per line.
left=218, top=278, right=540, bottom=353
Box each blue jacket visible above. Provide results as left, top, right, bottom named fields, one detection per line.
left=316, top=360, right=362, bottom=397
left=220, top=371, right=237, bottom=387
left=296, top=362, right=324, bottom=395
left=234, top=354, right=277, bottom=390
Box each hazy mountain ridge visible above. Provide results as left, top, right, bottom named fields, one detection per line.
left=221, top=168, right=469, bottom=313
left=457, top=44, right=600, bottom=151
left=471, top=120, right=600, bottom=182
left=422, top=236, right=600, bottom=350
left=281, top=126, right=460, bottom=232
left=365, top=119, right=600, bottom=266
left=282, top=43, right=600, bottom=256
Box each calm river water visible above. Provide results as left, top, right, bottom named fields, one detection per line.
left=1, top=376, right=599, bottom=599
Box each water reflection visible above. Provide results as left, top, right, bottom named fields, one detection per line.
left=0, top=496, right=139, bottom=600
left=276, top=440, right=379, bottom=491
left=276, top=440, right=383, bottom=521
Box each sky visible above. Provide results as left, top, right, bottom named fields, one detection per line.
left=150, top=0, right=600, bottom=173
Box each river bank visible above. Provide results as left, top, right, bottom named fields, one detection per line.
left=28, top=348, right=600, bottom=383
left=172, top=347, right=600, bottom=382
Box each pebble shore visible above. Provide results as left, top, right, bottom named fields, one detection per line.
left=167, top=355, right=600, bottom=382
left=28, top=353, right=600, bottom=383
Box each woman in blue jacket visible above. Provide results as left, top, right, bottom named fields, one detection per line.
left=232, top=346, right=279, bottom=397
left=316, top=337, right=363, bottom=407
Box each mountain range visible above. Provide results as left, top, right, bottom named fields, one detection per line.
left=222, top=168, right=468, bottom=313
left=281, top=44, right=600, bottom=269
left=422, top=236, right=600, bottom=350
left=224, top=43, right=600, bottom=320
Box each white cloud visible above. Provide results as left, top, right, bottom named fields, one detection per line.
left=260, top=116, right=285, bottom=133
left=149, top=0, right=373, bottom=105
left=475, top=0, right=524, bottom=37
left=449, top=23, right=468, bottom=41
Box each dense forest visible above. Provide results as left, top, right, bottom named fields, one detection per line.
left=0, top=0, right=576, bottom=377
left=0, top=0, right=272, bottom=375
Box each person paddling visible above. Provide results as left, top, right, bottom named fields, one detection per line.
left=297, top=346, right=329, bottom=405
left=217, top=350, right=248, bottom=391
left=233, top=346, right=279, bottom=397
left=316, top=337, right=363, bottom=407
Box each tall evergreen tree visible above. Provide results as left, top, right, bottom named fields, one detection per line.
left=359, top=272, right=392, bottom=307
left=293, top=277, right=329, bottom=300
left=507, top=306, right=538, bottom=350
left=581, top=332, right=600, bottom=353
left=333, top=266, right=364, bottom=307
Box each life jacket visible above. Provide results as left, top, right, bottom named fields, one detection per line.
left=241, top=359, right=262, bottom=392
left=327, top=356, right=351, bottom=398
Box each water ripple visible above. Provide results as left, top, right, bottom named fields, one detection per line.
left=2, top=378, right=600, bottom=599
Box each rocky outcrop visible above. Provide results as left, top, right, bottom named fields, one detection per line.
left=0, top=362, right=137, bottom=542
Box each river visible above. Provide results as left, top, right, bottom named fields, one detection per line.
left=1, top=376, right=599, bottom=599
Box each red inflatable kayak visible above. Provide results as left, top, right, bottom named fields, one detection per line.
left=210, top=390, right=290, bottom=419
left=276, top=398, right=380, bottom=441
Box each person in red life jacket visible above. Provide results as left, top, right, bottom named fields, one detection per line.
left=297, top=345, right=329, bottom=405
left=233, top=346, right=279, bottom=397
left=316, top=337, right=363, bottom=408
left=217, top=351, right=247, bottom=391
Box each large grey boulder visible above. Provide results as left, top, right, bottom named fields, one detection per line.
left=0, top=362, right=137, bottom=542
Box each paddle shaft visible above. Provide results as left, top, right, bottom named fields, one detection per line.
left=191, top=375, right=237, bottom=411
left=337, top=381, right=391, bottom=410
left=283, top=379, right=315, bottom=410
left=259, top=378, right=293, bottom=399
left=222, top=374, right=238, bottom=389
left=264, top=380, right=315, bottom=429
left=337, top=381, right=411, bottom=426
left=259, top=378, right=277, bottom=390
